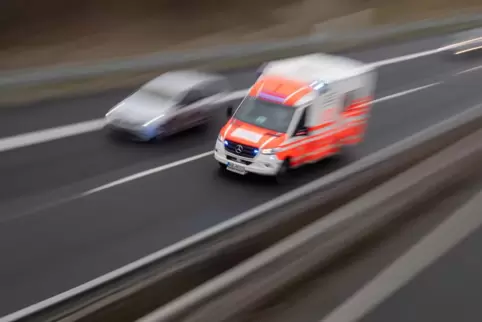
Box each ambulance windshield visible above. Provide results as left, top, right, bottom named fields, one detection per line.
left=233, top=96, right=296, bottom=133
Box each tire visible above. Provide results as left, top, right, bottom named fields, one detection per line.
left=274, top=159, right=291, bottom=184
left=217, top=162, right=227, bottom=174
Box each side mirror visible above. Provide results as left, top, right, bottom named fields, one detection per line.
left=295, top=127, right=308, bottom=137
left=226, top=106, right=233, bottom=118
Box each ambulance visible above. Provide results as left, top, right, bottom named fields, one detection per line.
left=214, top=53, right=377, bottom=180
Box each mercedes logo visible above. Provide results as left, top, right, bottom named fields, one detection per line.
left=235, top=145, right=243, bottom=154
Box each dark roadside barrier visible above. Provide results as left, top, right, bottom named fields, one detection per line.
left=139, top=125, right=482, bottom=322
left=6, top=104, right=482, bottom=322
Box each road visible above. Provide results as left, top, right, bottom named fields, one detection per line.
left=2, top=34, right=482, bottom=317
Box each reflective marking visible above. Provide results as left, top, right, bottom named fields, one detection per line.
left=344, top=115, right=368, bottom=122
left=284, top=86, right=309, bottom=103
left=230, top=128, right=263, bottom=143
left=223, top=123, right=233, bottom=138
left=304, top=145, right=334, bottom=157
left=280, top=128, right=335, bottom=150
left=256, top=84, right=265, bottom=96
left=260, top=136, right=276, bottom=149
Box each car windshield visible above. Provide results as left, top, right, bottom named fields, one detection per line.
left=233, top=96, right=296, bottom=133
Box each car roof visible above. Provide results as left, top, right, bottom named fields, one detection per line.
left=143, top=70, right=225, bottom=95
left=262, top=53, right=373, bottom=84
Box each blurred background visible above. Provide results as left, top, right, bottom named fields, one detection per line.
left=1, top=0, right=481, bottom=71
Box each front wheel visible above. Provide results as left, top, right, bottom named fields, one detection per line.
left=274, top=159, right=291, bottom=184
left=217, top=162, right=227, bottom=174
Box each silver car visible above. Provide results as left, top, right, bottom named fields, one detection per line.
left=445, top=28, right=482, bottom=56
left=105, top=70, right=231, bottom=141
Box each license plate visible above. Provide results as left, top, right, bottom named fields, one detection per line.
left=226, top=162, right=247, bottom=175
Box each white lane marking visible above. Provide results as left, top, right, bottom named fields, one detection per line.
left=370, top=47, right=445, bottom=68
left=0, top=119, right=105, bottom=153
left=81, top=82, right=440, bottom=194
left=455, top=45, right=482, bottom=55
left=371, top=82, right=441, bottom=103
left=320, top=189, right=482, bottom=322
left=81, top=151, right=214, bottom=195
left=0, top=45, right=450, bottom=153
left=456, top=64, right=482, bottom=75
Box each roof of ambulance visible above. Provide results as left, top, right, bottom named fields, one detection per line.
left=262, top=53, right=374, bottom=83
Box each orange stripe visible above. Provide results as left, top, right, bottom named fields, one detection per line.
left=309, top=122, right=334, bottom=132
left=280, top=129, right=334, bottom=148
left=249, top=81, right=265, bottom=96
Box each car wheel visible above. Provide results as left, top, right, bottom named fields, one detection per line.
left=217, top=162, right=228, bottom=174
left=275, top=159, right=291, bottom=184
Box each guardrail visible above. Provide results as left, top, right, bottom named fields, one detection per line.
left=0, top=13, right=482, bottom=88
left=3, top=100, right=482, bottom=322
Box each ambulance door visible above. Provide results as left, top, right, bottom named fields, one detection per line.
left=306, top=85, right=341, bottom=162
left=284, top=107, right=310, bottom=167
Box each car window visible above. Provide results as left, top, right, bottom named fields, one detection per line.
left=342, top=91, right=355, bottom=112
left=202, top=81, right=221, bottom=97
left=179, top=90, right=206, bottom=107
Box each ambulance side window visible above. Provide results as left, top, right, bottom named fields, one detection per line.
left=342, top=91, right=355, bottom=112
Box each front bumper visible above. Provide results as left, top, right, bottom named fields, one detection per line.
left=214, top=140, right=283, bottom=176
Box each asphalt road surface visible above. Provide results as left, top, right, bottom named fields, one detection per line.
left=1, top=34, right=482, bottom=317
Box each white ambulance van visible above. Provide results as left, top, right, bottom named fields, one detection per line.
left=214, top=53, right=377, bottom=181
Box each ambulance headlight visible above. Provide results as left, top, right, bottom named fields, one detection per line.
left=261, top=148, right=281, bottom=155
